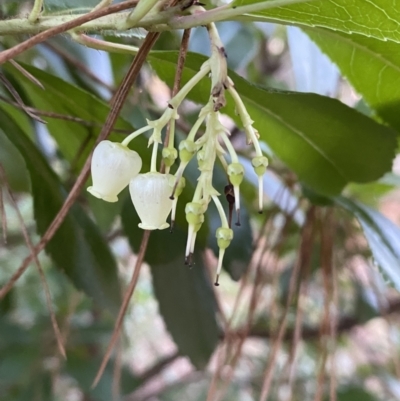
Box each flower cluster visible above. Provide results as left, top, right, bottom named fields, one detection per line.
left=88, top=23, right=268, bottom=286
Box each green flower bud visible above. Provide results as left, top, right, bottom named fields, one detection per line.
left=162, top=147, right=178, bottom=167
left=185, top=202, right=205, bottom=226
left=179, top=139, right=197, bottom=163
left=227, top=162, right=245, bottom=186
left=216, top=227, right=234, bottom=250
left=252, top=156, right=268, bottom=176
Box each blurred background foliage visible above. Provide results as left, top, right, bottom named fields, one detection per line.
left=1, top=1, right=400, bottom=401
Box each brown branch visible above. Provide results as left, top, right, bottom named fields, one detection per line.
left=92, top=230, right=151, bottom=387
left=0, top=164, right=66, bottom=358
left=0, top=32, right=160, bottom=301
left=137, top=351, right=180, bottom=382
left=0, top=0, right=139, bottom=65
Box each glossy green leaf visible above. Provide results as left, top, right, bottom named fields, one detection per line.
left=149, top=51, right=397, bottom=195
left=305, top=28, right=400, bottom=132
left=241, top=0, right=400, bottom=43
left=150, top=228, right=220, bottom=369
left=337, top=196, right=400, bottom=291
left=0, top=107, right=121, bottom=314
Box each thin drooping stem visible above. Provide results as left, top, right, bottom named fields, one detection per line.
left=0, top=164, right=66, bottom=358
left=259, top=207, right=316, bottom=401
left=92, top=230, right=150, bottom=388
left=0, top=32, right=160, bottom=301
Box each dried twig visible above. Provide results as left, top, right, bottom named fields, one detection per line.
left=0, top=164, right=66, bottom=358
left=92, top=230, right=150, bottom=387
left=259, top=207, right=316, bottom=401
left=0, top=73, right=46, bottom=123
left=9, top=59, right=45, bottom=89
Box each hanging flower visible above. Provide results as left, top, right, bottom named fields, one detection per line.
left=129, top=172, right=174, bottom=230
left=87, top=140, right=142, bottom=202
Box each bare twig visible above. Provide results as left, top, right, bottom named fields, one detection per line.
left=0, top=164, right=66, bottom=358
left=0, top=32, right=160, bottom=301
left=0, top=73, right=46, bottom=123
left=0, top=0, right=139, bottom=65
left=0, top=185, right=6, bottom=244
left=9, top=60, right=45, bottom=89
left=92, top=230, right=150, bottom=387
left=259, top=207, right=316, bottom=401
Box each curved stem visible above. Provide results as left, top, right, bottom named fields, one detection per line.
left=227, top=85, right=262, bottom=156
left=150, top=141, right=159, bottom=172
left=121, top=125, right=152, bottom=146
left=219, top=131, right=239, bottom=163
left=28, top=0, right=44, bottom=22
left=212, top=194, right=229, bottom=228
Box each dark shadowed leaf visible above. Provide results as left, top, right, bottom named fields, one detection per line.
left=0, top=107, right=121, bottom=313
left=150, top=229, right=220, bottom=369
left=5, top=63, right=149, bottom=173
left=337, top=196, right=400, bottom=291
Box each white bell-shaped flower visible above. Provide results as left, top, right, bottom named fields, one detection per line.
left=129, top=172, right=174, bottom=230
left=87, top=140, right=142, bottom=203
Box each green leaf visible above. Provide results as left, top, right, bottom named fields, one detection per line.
left=5, top=63, right=149, bottom=173
left=150, top=229, right=220, bottom=369
left=336, top=196, right=400, bottom=291
left=305, top=28, right=400, bottom=132
left=0, top=129, right=30, bottom=192
left=149, top=51, right=397, bottom=195
left=65, top=351, right=139, bottom=401
left=0, top=107, right=121, bottom=314
left=242, top=0, right=400, bottom=43
left=334, top=386, right=378, bottom=401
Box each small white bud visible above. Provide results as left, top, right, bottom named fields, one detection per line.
left=88, top=140, right=142, bottom=203
left=129, top=172, right=174, bottom=230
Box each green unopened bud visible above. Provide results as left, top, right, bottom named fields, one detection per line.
left=185, top=202, right=205, bottom=225
left=216, top=227, right=234, bottom=250
left=227, top=163, right=245, bottom=186
left=179, top=139, right=196, bottom=163
left=162, top=147, right=178, bottom=167
left=252, top=156, right=268, bottom=176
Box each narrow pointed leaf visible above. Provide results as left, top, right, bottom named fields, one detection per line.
left=0, top=107, right=121, bottom=313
